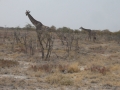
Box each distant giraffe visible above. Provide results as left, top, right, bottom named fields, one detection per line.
left=25, top=10, right=49, bottom=31
left=80, top=27, right=96, bottom=42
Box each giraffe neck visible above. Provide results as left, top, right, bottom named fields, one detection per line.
left=27, top=13, right=42, bottom=26
left=81, top=27, right=91, bottom=33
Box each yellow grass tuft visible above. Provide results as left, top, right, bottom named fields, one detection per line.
left=46, top=73, right=63, bottom=85
left=46, top=73, right=73, bottom=86
left=67, top=62, right=80, bottom=73
left=110, top=64, right=120, bottom=72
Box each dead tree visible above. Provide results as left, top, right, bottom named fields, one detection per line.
left=64, top=32, right=75, bottom=57
left=56, top=30, right=66, bottom=45
left=13, top=30, right=22, bottom=44
left=37, top=30, right=54, bottom=60
left=29, top=38, right=35, bottom=55
left=3, top=30, right=8, bottom=42
left=22, top=32, right=28, bottom=53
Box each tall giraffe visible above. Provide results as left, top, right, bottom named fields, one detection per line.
left=80, top=27, right=96, bottom=42
left=25, top=10, right=49, bottom=31
left=25, top=10, right=50, bottom=59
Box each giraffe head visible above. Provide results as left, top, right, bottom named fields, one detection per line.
left=79, top=27, right=83, bottom=29
left=25, top=10, right=30, bottom=16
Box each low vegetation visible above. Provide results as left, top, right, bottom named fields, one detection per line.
left=0, top=59, right=19, bottom=68
left=0, top=26, right=120, bottom=89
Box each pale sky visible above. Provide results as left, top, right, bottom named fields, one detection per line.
left=0, top=0, right=120, bottom=31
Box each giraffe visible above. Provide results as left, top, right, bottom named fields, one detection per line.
left=25, top=10, right=51, bottom=59
left=25, top=10, right=50, bottom=31
left=80, top=27, right=96, bottom=42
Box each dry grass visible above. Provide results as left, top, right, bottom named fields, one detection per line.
left=0, top=59, right=19, bottom=68
left=28, top=61, right=80, bottom=74
left=110, top=64, right=120, bottom=71
left=67, top=62, right=79, bottom=73
left=46, top=73, right=73, bottom=86
left=0, top=30, right=120, bottom=89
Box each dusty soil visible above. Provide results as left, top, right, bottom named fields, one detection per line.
left=0, top=30, right=120, bottom=90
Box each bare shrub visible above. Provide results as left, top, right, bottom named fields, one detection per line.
left=21, top=32, right=28, bottom=53
left=64, top=32, right=75, bottom=56
left=87, top=65, right=110, bottom=75
left=58, top=64, right=68, bottom=73
left=30, top=64, right=54, bottom=73
left=28, top=38, right=35, bottom=55
left=13, top=30, right=22, bottom=44
left=3, top=30, right=8, bottom=42
left=37, top=30, right=54, bottom=60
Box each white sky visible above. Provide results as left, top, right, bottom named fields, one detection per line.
left=0, top=0, right=120, bottom=31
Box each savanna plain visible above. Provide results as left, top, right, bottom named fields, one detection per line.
left=0, top=28, right=120, bottom=90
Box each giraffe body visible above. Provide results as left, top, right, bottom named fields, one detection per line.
left=80, top=27, right=96, bottom=42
